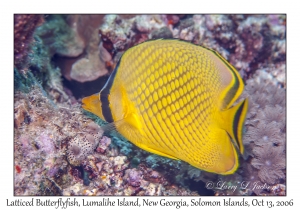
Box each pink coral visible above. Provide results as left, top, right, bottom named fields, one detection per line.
left=96, top=136, right=111, bottom=153
left=257, top=105, right=285, bottom=124
left=244, top=122, right=282, bottom=146
left=125, top=168, right=143, bottom=187
left=37, top=132, right=56, bottom=154
left=251, top=144, right=285, bottom=184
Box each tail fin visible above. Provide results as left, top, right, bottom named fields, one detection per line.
left=220, top=98, right=248, bottom=154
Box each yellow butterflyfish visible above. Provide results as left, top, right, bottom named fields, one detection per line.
left=82, top=39, right=248, bottom=175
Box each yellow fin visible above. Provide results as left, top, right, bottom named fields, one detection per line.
left=220, top=98, right=248, bottom=154
left=206, top=129, right=239, bottom=174
left=186, top=127, right=239, bottom=174
left=113, top=113, right=180, bottom=160
left=138, top=144, right=180, bottom=160
left=82, top=94, right=104, bottom=119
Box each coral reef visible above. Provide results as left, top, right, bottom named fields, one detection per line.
left=14, top=14, right=286, bottom=196
left=14, top=84, right=200, bottom=195
left=34, top=15, right=85, bottom=57
left=14, top=14, right=44, bottom=70
left=35, top=15, right=108, bottom=83
left=251, top=144, right=285, bottom=185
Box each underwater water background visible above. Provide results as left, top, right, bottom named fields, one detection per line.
left=13, top=14, right=286, bottom=196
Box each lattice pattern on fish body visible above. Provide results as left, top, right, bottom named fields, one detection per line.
left=115, top=40, right=222, bottom=168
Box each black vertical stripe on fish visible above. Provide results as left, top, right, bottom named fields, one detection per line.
left=100, top=94, right=113, bottom=123
left=100, top=58, right=121, bottom=123
left=233, top=100, right=246, bottom=150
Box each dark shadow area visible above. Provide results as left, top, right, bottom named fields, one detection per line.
left=62, top=75, right=110, bottom=99
left=188, top=180, right=215, bottom=196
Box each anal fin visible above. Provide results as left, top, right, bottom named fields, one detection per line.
left=111, top=113, right=180, bottom=160
left=138, top=144, right=180, bottom=160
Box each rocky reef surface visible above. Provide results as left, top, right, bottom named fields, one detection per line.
left=14, top=14, right=286, bottom=196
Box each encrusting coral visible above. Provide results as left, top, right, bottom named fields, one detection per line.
left=67, top=122, right=104, bottom=165
left=14, top=14, right=44, bottom=70
left=15, top=82, right=201, bottom=195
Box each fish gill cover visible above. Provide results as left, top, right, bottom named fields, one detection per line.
left=14, top=14, right=286, bottom=196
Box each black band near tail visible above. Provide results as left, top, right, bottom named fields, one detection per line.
left=99, top=57, right=122, bottom=123
left=233, top=100, right=246, bottom=150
